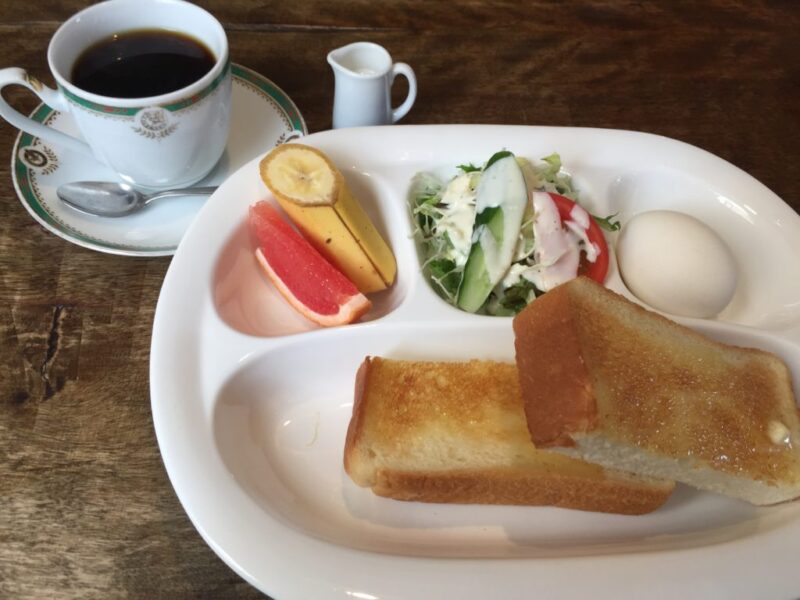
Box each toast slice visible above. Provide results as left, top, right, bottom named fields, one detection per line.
left=513, top=276, right=800, bottom=505
left=344, top=357, right=674, bottom=515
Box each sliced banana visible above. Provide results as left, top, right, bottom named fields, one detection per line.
left=260, top=144, right=340, bottom=207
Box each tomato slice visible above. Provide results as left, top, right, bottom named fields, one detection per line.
left=548, top=193, right=609, bottom=283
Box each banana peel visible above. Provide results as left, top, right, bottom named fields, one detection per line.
left=259, top=144, right=396, bottom=293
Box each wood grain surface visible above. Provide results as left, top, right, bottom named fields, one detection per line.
left=1, top=1, right=798, bottom=598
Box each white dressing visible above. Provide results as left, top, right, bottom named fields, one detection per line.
left=501, top=262, right=531, bottom=288
left=523, top=242, right=580, bottom=292
left=436, top=173, right=478, bottom=266
left=501, top=191, right=597, bottom=293
left=567, top=204, right=600, bottom=263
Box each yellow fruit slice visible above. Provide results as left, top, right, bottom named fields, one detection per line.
left=333, top=185, right=397, bottom=288
left=259, top=144, right=397, bottom=293
left=260, top=143, right=339, bottom=206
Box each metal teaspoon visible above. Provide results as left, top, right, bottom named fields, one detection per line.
left=57, top=181, right=217, bottom=217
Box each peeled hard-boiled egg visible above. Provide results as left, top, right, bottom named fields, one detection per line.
left=616, top=210, right=738, bottom=318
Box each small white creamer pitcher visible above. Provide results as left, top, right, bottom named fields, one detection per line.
left=327, top=42, right=416, bottom=129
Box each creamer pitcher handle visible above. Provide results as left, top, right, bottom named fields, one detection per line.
left=0, top=67, right=93, bottom=156
left=390, top=63, right=416, bottom=123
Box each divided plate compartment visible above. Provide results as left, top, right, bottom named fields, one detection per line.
left=151, top=125, right=800, bottom=600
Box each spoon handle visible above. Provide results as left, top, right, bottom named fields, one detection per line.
left=144, top=186, right=218, bottom=204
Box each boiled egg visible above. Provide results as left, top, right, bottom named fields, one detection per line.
left=616, top=210, right=738, bottom=318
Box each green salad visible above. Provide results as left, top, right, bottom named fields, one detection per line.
left=410, top=151, right=616, bottom=316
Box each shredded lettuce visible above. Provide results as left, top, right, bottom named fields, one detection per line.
left=409, top=173, right=462, bottom=302
left=537, top=152, right=579, bottom=200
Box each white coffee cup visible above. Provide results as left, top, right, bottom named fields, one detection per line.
left=327, top=42, right=417, bottom=129
left=0, top=0, right=231, bottom=189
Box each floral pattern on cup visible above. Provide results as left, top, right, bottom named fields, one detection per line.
left=132, top=107, right=178, bottom=140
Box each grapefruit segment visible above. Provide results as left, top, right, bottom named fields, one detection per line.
left=249, top=201, right=371, bottom=327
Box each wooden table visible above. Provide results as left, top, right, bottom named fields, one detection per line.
left=1, top=2, right=798, bottom=598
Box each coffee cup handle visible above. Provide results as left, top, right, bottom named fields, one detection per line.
left=0, top=67, right=93, bottom=156
left=390, top=63, right=417, bottom=123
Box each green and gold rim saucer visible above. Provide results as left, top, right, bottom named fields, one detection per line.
left=11, top=64, right=307, bottom=257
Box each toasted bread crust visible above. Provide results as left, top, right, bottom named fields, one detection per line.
left=371, top=467, right=673, bottom=515
left=513, top=277, right=800, bottom=502
left=344, top=356, right=674, bottom=514
left=513, top=281, right=595, bottom=446
left=343, top=357, right=372, bottom=484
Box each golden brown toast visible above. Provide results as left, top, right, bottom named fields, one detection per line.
left=344, top=357, right=674, bottom=515
left=513, top=276, right=800, bottom=505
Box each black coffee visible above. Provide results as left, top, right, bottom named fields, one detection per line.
left=71, top=29, right=216, bottom=98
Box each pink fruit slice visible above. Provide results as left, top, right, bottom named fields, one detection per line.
left=248, top=201, right=372, bottom=326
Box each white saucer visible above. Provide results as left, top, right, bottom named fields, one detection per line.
left=11, top=64, right=307, bottom=257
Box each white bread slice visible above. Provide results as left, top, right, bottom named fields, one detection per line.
left=344, top=357, right=674, bottom=515
left=513, top=276, right=800, bottom=505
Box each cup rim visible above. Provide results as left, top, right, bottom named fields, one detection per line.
left=47, top=0, right=229, bottom=108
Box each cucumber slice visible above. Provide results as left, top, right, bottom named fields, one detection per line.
left=457, top=243, right=492, bottom=312
left=457, top=153, right=528, bottom=313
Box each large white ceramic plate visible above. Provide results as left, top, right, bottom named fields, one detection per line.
left=150, top=125, right=800, bottom=599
